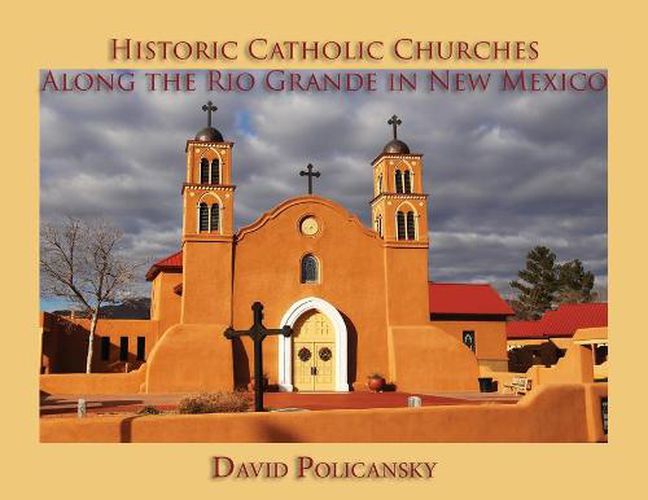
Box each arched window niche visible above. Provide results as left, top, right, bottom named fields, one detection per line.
left=396, top=208, right=417, bottom=241
left=395, top=169, right=403, bottom=193
left=300, top=254, right=319, bottom=284
left=200, top=158, right=209, bottom=184
left=375, top=214, right=383, bottom=237
left=403, top=169, right=412, bottom=193
left=406, top=211, right=416, bottom=240
left=396, top=211, right=406, bottom=240
left=198, top=202, right=209, bottom=232
left=211, top=158, right=220, bottom=185
left=210, top=203, right=220, bottom=232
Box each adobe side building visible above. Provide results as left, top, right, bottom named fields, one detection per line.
left=41, top=104, right=515, bottom=394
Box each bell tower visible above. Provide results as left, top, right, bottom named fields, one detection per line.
left=371, top=115, right=430, bottom=325
left=371, top=115, right=429, bottom=245
left=180, top=101, right=235, bottom=324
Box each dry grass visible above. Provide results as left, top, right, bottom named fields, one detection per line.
left=177, top=392, right=251, bottom=414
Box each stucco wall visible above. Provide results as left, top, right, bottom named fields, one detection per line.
left=40, top=368, right=146, bottom=395
left=431, top=320, right=508, bottom=365
left=144, top=323, right=234, bottom=393
left=389, top=326, right=479, bottom=392
left=150, top=272, right=182, bottom=342
left=41, top=314, right=158, bottom=374
left=482, top=343, right=596, bottom=392
left=40, top=383, right=608, bottom=443
left=232, top=197, right=392, bottom=390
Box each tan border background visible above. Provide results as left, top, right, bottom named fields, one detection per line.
left=2, top=1, right=644, bottom=498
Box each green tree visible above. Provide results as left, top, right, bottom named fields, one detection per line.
left=556, top=259, right=598, bottom=304
left=510, top=246, right=599, bottom=320
left=510, top=246, right=559, bottom=320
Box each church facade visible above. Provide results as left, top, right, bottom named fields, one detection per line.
left=41, top=104, right=514, bottom=394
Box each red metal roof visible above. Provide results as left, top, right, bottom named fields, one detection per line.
left=145, top=250, right=183, bottom=281
left=428, top=282, right=514, bottom=316
left=506, top=303, right=608, bottom=339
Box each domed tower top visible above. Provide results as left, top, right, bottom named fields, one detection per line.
left=195, top=101, right=224, bottom=142
left=382, top=114, right=410, bottom=154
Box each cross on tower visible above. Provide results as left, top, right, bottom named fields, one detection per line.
left=201, top=100, right=218, bottom=127
left=388, top=114, right=402, bottom=140
left=299, top=163, right=321, bottom=195
left=224, top=302, right=293, bottom=412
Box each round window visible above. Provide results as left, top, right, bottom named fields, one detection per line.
left=298, top=347, right=312, bottom=362
left=319, top=347, right=332, bottom=362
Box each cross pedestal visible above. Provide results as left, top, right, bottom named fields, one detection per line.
left=224, top=302, right=293, bottom=412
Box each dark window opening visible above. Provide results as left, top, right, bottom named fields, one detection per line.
left=100, top=337, right=110, bottom=361
left=301, top=254, right=319, bottom=283
left=406, top=211, right=416, bottom=240
left=200, top=158, right=209, bottom=184
left=210, top=204, right=220, bottom=232
left=404, top=170, right=412, bottom=193
left=211, top=159, right=220, bottom=184
left=395, top=169, right=403, bottom=193
left=119, top=337, right=129, bottom=362
left=137, top=336, right=146, bottom=361
left=199, top=202, right=209, bottom=232
left=595, top=345, right=608, bottom=365
left=396, top=211, right=406, bottom=240
left=462, top=330, right=476, bottom=352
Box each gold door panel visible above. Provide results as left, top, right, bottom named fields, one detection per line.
left=313, top=342, right=335, bottom=391
left=293, top=342, right=315, bottom=391
left=292, top=311, right=336, bottom=391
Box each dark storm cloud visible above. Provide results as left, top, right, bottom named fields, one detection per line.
left=40, top=70, right=607, bottom=303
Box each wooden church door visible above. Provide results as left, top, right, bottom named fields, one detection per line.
left=292, top=310, right=335, bottom=391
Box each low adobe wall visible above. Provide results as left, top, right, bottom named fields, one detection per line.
left=40, top=367, right=146, bottom=395
left=482, top=344, right=595, bottom=392
left=40, top=383, right=607, bottom=443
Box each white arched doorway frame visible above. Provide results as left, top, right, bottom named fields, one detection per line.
left=278, top=297, right=349, bottom=392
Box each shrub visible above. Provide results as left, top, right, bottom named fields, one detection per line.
left=137, top=405, right=161, bottom=415
left=177, top=392, right=251, bottom=414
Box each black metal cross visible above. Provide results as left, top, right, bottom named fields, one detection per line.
left=224, top=302, right=292, bottom=412
left=299, top=163, right=321, bottom=195
left=388, top=114, right=402, bottom=140
left=202, top=100, right=218, bottom=127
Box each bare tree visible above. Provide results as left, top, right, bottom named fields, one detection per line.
left=40, top=217, right=140, bottom=373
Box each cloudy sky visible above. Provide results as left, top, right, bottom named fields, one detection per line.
left=40, top=70, right=607, bottom=310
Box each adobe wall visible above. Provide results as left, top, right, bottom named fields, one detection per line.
left=144, top=323, right=234, bottom=393
left=41, top=314, right=159, bottom=373
left=530, top=344, right=594, bottom=385
left=482, top=343, right=596, bottom=392
left=40, top=383, right=608, bottom=443
left=150, top=272, right=182, bottom=342
left=389, top=326, right=479, bottom=392
left=40, top=367, right=146, bottom=395
left=232, top=197, right=391, bottom=390
left=432, top=320, right=508, bottom=370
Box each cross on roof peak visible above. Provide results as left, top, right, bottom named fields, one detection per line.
left=388, top=114, right=402, bottom=140
left=201, top=100, right=218, bottom=127
left=299, top=163, right=321, bottom=195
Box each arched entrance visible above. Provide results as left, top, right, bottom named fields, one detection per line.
left=278, top=297, right=349, bottom=392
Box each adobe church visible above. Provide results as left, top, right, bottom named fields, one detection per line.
left=41, top=102, right=514, bottom=394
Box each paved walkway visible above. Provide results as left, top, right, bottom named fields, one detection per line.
left=40, top=391, right=519, bottom=417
